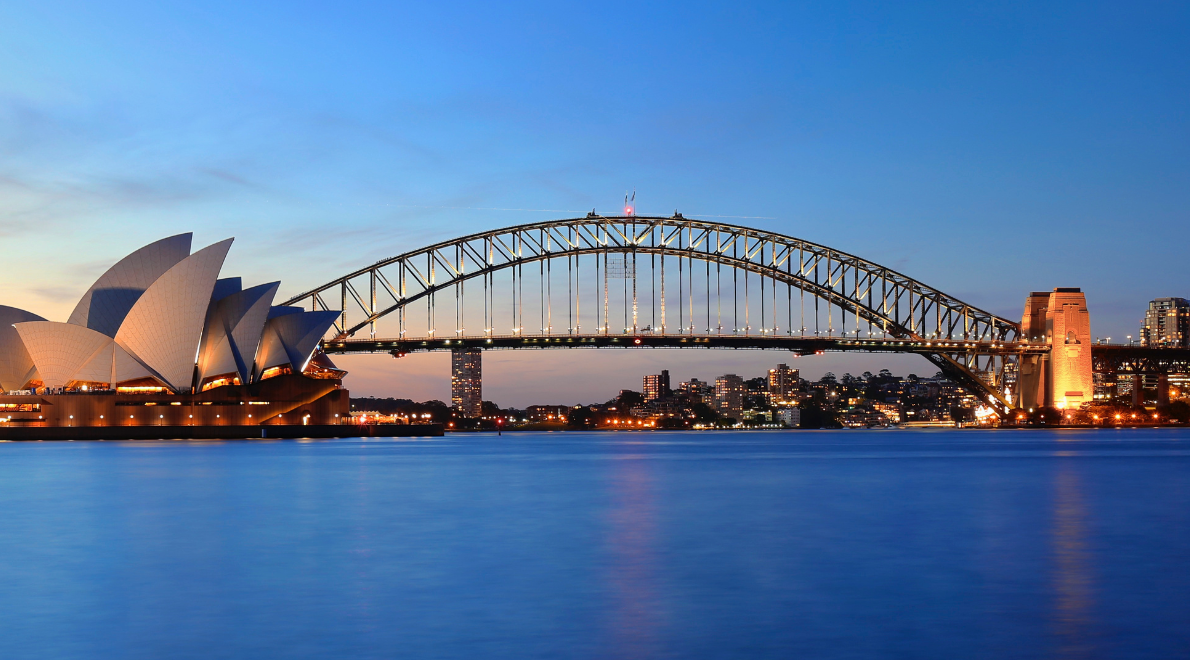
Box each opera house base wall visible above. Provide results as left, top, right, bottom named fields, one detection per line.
left=0, top=374, right=352, bottom=432
left=0, top=423, right=443, bottom=441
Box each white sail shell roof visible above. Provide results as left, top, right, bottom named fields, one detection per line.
left=14, top=322, right=116, bottom=389
left=211, top=277, right=242, bottom=302
left=68, top=233, right=192, bottom=337
left=197, top=281, right=279, bottom=383
left=0, top=305, right=47, bottom=390
left=72, top=342, right=155, bottom=386
left=14, top=321, right=158, bottom=388
left=70, top=342, right=115, bottom=384
left=254, top=309, right=339, bottom=376
left=8, top=233, right=346, bottom=393
left=115, top=239, right=233, bottom=393
left=267, top=306, right=304, bottom=319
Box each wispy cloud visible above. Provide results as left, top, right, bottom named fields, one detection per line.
left=30, top=285, right=83, bottom=302
left=198, top=167, right=267, bottom=191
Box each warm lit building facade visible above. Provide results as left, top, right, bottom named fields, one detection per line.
left=643, top=370, right=670, bottom=402
left=0, top=233, right=347, bottom=428
left=714, top=374, right=745, bottom=421
left=767, top=363, right=799, bottom=403
left=451, top=348, right=483, bottom=418
left=1017, top=288, right=1093, bottom=410
left=1141, top=297, right=1190, bottom=348
left=870, top=401, right=902, bottom=424
left=527, top=405, right=569, bottom=422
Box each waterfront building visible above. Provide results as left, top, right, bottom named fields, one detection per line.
left=1116, top=374, right=1135, bottom=396
left=743, top=408, right=771, bottom=422
left=842, top=407, right=891, bottom=428
left=451, top=348, right=482, bottom=417
left=0, top=233, right=347, bottom=428
left=527, top=405, right=570, bottom=422
left=1093, top=372, right=1116, bottom=401
left=1169, top=373, right=1190, bottom=400
left=1140, top=297, right=1190, bottom=347
left=714, top=374, right=745, bottom=421
left=777, top=407, right=801, bottom=428
left=631, top=398, right=682, bottom=421
left=643, top=370, right=670, bottom=402
left=870, top=401, right=901, bottom=424
left=767, top=363, right=799, bottom=404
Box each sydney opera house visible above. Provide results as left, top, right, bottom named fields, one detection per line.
left=0, top=234, right=349, bottom=431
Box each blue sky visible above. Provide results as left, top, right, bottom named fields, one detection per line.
left=2, top=2, right=1188, bottom=405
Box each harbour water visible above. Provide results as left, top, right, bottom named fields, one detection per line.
left=2, top=429, right=1189, bottom=659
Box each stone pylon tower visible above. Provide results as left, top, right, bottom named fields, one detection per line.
left=1016, top=288, right=1093, bottom=410
left=1017, top=292, right=1051, bottom=410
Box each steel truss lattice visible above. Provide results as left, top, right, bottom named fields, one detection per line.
left=284, top=215, right=1025, bottom=414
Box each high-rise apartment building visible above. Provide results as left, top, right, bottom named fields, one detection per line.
left=714, top=374, right=745, bottom=421
left=451, top=348, right=482, bottom=418
left=767, top=363, right=799, bottom=403
left=643, top=370, right=670, bottom=402
left=1141, top=298, right=1190, bottom=347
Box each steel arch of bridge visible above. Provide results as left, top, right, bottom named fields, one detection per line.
left=283, top=214, right=1024, bottom=412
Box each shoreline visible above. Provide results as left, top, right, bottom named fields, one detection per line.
left=0, top=423, right=443, bottom=441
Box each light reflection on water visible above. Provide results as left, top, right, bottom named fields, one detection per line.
left=1052, top=463, right=1095, bottom=659
left=607, top=455, right=660, bottom=659
left=0, top=428, right=1188, bottom=659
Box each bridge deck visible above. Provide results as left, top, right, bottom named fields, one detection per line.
left=321, top=334, right=1050, bottom=356
left=1091, top=344, right=1190, bottom=374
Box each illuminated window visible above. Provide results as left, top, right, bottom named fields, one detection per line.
left=116, top=386, right=168, bottom=394
left=200, top=375, right=242, bottom=392
left=259, top=366, right=292, bottom=381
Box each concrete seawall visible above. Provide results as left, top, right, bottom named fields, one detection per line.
left=0, top=423, right=443, bottom=441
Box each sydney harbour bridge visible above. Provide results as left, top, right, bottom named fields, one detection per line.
left=281, top=214, right=1190, bottom=418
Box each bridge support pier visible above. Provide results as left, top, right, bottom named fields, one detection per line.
left=1133, top=375, right=1143, bottom=408
left=1017, top=288, right=1093, bottom=411
left=1158, top=374, right=1170, bottom=407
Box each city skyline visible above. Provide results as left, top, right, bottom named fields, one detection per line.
left=4, top=2, right=1189, bottom=405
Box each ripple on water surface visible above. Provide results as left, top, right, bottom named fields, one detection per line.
left=1, top=428, right=1188, bottom=659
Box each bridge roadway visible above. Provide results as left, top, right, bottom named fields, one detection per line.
left=322, top=335, right=1190, bottom=376
left=1090, top=344, right=1190, bottom=374
left=321, top=334, right=1052, bottom=358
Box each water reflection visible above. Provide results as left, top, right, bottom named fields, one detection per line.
left=606, top=454, right=661, bottom=658
left=1052, top=462, right=1096, bottom=658
left=3, top=430, right=1188, bottom=659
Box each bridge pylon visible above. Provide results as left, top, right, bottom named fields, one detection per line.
left=1017, top=288, right=1093, bottom=411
